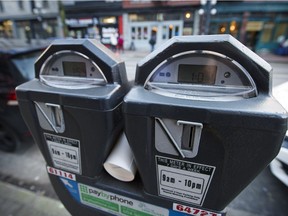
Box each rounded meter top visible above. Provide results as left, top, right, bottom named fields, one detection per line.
left=35, top=39, right=127, bottom=89
left=136, top=35, right=272, bottom=101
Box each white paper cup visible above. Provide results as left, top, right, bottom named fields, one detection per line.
left=104, top=133, right=137, bottom=182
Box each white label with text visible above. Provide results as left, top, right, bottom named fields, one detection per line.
left=45, top=133, right=81, bottom=174
left=156, top=156, right=215, bottom=206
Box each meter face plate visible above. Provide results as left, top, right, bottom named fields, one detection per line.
left=145, top=51, right=257, bottom=101
left=40, top=50, right=107, bottom=89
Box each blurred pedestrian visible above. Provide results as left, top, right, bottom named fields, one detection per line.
left=149, top=31, right=156, bottom=52
left=110, top=32, right=118, bottom=52
left=118, top=35, right=124, bottom=53
left=129, top=40, right=135, bottom=51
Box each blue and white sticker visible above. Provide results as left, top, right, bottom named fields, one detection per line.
left=60, top=177, right=80, bottom=202
left=60, top=179, right=223, bottom=216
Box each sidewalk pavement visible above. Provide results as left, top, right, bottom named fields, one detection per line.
left=0, top=181, right=70, bottom=216
left=258, top=52, right=288, bottom=64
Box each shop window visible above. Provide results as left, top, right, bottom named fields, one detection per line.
left=137, top=27, right=142, bottom=39
left=129, top=14, right=156, bottom=22
left=42, top=0, right=49, bottom=9
left=2, top=20, right=13, bottom=38
left=101, top=17, right=116, bottom=24
left=273, top=23, right=288, bottom=42
left=129, top=14, right=138, bottom=22
left=144, top=27, right=148, bottom=39
left=162, top=26, right=167, bottom=39
left=131, top=27, right=135, bottom=39
left=260, top=22, right=274, bottom=43
left=0, top=1, right=4, bottom=12
left=183, top=27, right=192, bottom=35
left=175, top=26, right=179, bottom=36
left=18, top=0, right=24, bottom=10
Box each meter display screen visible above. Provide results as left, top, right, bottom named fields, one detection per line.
left=178, top=64, right=217, bottom=84
left=145, top=52, right=257, bottom=100
left=63, top=61, right=86, bottom=77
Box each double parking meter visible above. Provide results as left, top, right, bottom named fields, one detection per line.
left=16, top=35, right=287, bottom=216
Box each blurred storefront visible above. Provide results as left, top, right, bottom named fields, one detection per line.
left=63, top=1, right=122, bottom=46
left=63, top=1, right=287, bottom=52
left=207, top=1, right=288, bottom=52
left=63, top=1, right=199, bottom=50
left=122, top=1, right=199, bottom=51
left=0, top=1, right=61, bottom=44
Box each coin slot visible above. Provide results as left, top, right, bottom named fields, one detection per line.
left=181, top=125, right=195, bottom=151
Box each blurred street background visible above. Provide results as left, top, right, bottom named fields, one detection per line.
left=0, top=1, right=288, bottom=216
left=0, top=0, right=287, bottom=53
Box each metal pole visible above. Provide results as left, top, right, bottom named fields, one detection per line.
left=204, top=0, right=211, bottom=34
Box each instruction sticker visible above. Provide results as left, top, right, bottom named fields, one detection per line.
left=156, top=156, right=215, bottom=206
left=45, top=133, right=81, bottom=174
left=60, top=179, right=223, bottom=216
left=78, top=183, right=169, bottom=216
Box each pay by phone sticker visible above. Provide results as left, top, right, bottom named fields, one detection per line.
left=156, top=156, right=215, bottom=206
left=44, top=133, right=82, bottom=175
left=61, top=179, right=220, bottom=216
left=77, top=183, right=169, bottom=216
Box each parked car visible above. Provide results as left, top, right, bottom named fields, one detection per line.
left=0, top=46, right=45, bottom=152
left=270, top=82, right=288, bottom=186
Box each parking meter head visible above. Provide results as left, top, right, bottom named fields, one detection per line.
left=124, top=35, right=287, bottom=211
left=16, top=39, right=129, bottom=178
left=135, top=35, right=272, bottom=95
left=35, top=39, right=128, bottom=87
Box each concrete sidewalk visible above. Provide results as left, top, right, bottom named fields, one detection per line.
left=0, top=181, right=70, bottom=216
left=258, top=52, right=288, bottom=63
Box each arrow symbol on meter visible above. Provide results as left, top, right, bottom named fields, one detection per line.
left=60, top=178, right=73, bottom=188
left=155, top=117, right=185, bottom=158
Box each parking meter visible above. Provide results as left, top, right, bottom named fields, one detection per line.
left=123, top=35, right=288, bottom=212
left=15, top=36, right=287, bottom=216
left=16, top=39, right=129, bottom=178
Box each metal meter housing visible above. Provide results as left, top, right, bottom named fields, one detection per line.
left=124, top=35, right=287, bottom=211
left=16, top=39, right=129, bottom=178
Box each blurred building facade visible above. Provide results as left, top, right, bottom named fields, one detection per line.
left=63, top=0, right=288, bottom=52
left=63, top=0, right=200, bottom=50
left=208, top=1, right=288, bottom=51
left=0, top=1, right=287, bottom=52
left=63, top=0, right=123, bottom=43
left=0, top=0, right=61, bottom=44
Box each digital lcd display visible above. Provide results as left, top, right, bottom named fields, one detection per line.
left=178, top=64, right=217, bottom=84
left=62, top=61, right=86, bottom=77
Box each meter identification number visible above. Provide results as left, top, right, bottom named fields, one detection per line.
left=47, top=166, right=76, bottom=181
left=173, top=203, right=222, bottom=216
left=161, top=170, right=204, bottom=194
